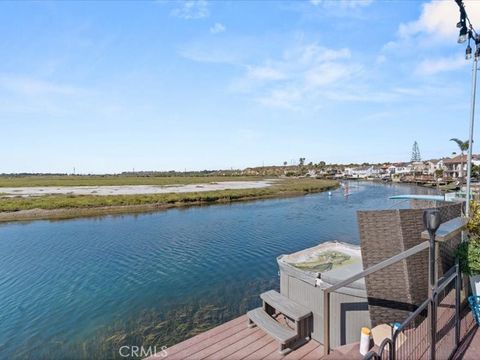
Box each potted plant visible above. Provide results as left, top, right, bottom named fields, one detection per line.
left=458, top=201, right=480, bottom=296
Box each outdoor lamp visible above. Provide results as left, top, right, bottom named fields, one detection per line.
left=459, top=26, right=469, bottom=43
left=423, top=209, right=441, bottom=237
left=466, top=44, right=472, bottom=59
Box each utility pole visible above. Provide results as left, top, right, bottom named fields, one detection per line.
left=455, top=0, right=479, bottom=217
left=466, top=53, right=478, bottom=216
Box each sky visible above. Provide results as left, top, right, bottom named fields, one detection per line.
left=1, top=0, right=480, bottom=174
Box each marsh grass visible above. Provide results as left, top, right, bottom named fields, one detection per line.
left=0, top=179, right=338, bottom=213
left=0, top=175, right=266, bottom=188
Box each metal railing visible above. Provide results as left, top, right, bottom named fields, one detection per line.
left=364, top=338, right=392, bottom=360
left=323, top=241, right=430, bottom=356
left=390, top=295, right=431, bottom=359
left=432, top=264, right=461, bottom=360
left=370, top=264, right=461, bottom=360
left=323, top=210, right=466, bottom=358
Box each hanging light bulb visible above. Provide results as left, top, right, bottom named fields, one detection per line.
left=466, top=45, right=472, bottom=59
left=475, top=46, right=480, bottom=60
left=458, top=26, right=469, bottom=43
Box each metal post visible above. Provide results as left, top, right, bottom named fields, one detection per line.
left=466, top=55, right=478, bottom=217
left=430, top=297, right=437, bottom=360
left=323, top=291, right=330, bottom=356
left=455, top=264, right=461, bottom=348
left=429, top=239, right=436, bottom=297
left=423, top=209, right=440, bottom=360
left=428, top=240, right=436, bottom=360
left=424, top=210, right=441, bottom=296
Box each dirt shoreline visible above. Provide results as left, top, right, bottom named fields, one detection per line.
left=0, top=180, right=275, bottom=197
left=0, top=188, right=335, bottom=223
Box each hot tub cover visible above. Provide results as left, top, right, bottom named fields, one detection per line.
left=277, top=241, right=365, bottom=290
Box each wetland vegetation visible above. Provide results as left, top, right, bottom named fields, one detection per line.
left=0, top=178, right=338, bottom=222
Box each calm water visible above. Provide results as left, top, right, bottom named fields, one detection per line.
left=0, top=181, right=437, bottom=359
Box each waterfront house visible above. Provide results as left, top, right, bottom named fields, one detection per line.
left=391, top=162, right=412, bottom=175
left=347, top=166, right=375, bottom=179
left=388, top=162, right=412, bottom=182
left=425, top=159, right=445, bottom=176
left=443, top=154, right=480, bottom=179
left=410, top=161, right=428, bottom=175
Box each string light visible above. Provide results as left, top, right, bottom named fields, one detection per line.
left=455, top=0, right=478, bottom=49
left=466, top=44, right=472, bottom=60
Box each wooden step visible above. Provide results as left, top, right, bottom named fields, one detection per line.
left=246, top=308, right=297, bottom=344
left=260, top=290, right=312, bottom=321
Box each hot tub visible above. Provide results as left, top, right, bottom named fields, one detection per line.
left=277, top=241, right=371, bottom=347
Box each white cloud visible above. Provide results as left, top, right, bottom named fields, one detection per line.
left=310, top=0, right=373, bottom=9
left=285, top=44, right=351, bottom=65
left=257, top=87, right=303, bottom=110
left=398, top=0, right=480, bottom=41
left=247, top=66, right=286, bottom=81
left=171, top=0, right=209, bottom=20
left=376, top=55, right=386, bottom=64
left=0, top=74, right=100, bottom=117
left=304, top=62, right=358, bottom=88
left=0, top=74, right=83, bottom=96
left=180, top=44, right=242, bottom=64
left=415, top=56, right=467, bottom=76
left=181, top=38, right=412, bottom=110
left=237, top=44, right=360, bottom=109
left=210, top=22, right=226, bottom=34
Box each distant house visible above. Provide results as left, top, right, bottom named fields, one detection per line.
left=347, top=166, right=382, bottom=179
left=425, top=159, right=446, bottom=176
left=443, top=154, right=480, bottom=179
left=410, top=161, right=428, bottom=175
left=390, top=162, right=411, bottom=175
left=387, top=165, right=397, bottom=175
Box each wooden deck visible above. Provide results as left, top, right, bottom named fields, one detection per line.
left=146, top=306, right=478, bottom=360
left=146, top=315, right=326, bottom=360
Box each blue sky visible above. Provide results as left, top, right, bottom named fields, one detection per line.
left=1, top=0, right=480, bottom=173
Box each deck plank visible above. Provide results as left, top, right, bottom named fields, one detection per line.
left=300, top=343, right=326, bottom=360
left=223, top=333, right=273, bottom=360
left=204, top=329, right=266, bottom=360
left=164, top=321, right=249, bottom=359
left=262, top=344, right=290, bottom=360
left=148, top=314, right=322, bottom=360
left=148, top=315, right=247, bottom=359
left=184, top=327, right=259, bottom=360
left=284, top=340, right=320, bottom=359
left=242, top=339, right=279, bottom=360
left=148, top=298, right=480, bottom=360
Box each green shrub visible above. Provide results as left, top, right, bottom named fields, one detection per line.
left=458, top=200, right=480, bottom=275
left=468, top=200, right=480, bottom=235
left=457, top=235, right=480, bottom=276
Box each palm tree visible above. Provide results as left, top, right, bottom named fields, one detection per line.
left=450, top=138, right=469, bottom=179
